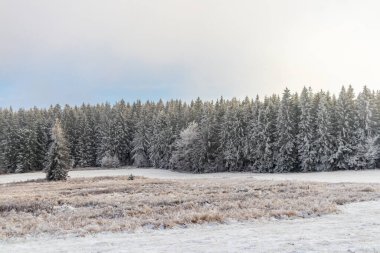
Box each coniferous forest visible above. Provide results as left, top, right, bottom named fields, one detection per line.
left=1, top=85, right=380, bottom=174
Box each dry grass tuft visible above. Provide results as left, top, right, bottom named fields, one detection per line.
left=0, top=176, right=379, bottom=239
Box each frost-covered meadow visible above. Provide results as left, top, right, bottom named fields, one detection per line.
left=1, top=168, right=380, bottom=252
left=3, top=201, right=380, bottom=253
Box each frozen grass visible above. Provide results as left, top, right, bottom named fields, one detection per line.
left=0, top=176, right=379, bottom=239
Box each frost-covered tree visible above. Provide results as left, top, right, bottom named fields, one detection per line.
left=62, top=105, right=81, bottom=167
left=353, top=87, right=375, bottom=169
left=170, top=122, right=205, bottom=172
left=275, top=88, right=299, bottom=172
left=314, top=92, right=336, bottom=171
left=370, top=92, right=380, bottom=136
left=245, top=96, right=261, bottom=170
left=2, top=126, right=19, bottom=172
left=77, top=111, right=97, bottom=167
left=45, top=119, right=71, bottom=181
left=196, top=103, right=218, bottom=172
left=131, top=104, right=153, bottom=167
left=100, top=151, right=120, bottom=168
left=356, top=86, right=373, bottom=137
left=335, top=86, right=359, bottom=169
left=297, top=87, right=318, bottom=171
left=1, top=86, right=379, bottom=175
left=149, top=111, right=174, bottom=168
left=211, top=97, right=227, bottom=171
left=219, top=99, right=246, bottom=171
left=254, top=96, right=279, bottom=172
left=15, top=128, right=45, bottom=173
left=113, top=100, right=133, bottom=165
left=189, top=97, right=204, bottom=124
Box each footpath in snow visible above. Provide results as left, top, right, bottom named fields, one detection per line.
left=1, top=167, right=380, bottom=184
left=2, top=200, right=380, bottom=253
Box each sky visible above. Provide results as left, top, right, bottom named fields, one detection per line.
left=1, top=0, right=380, bottom=108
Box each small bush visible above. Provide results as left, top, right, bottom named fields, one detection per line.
left=128, top=174, right=135, bottom=181
left=100, top=152, right=120, bottom=168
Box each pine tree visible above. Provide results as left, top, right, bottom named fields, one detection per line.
left=335, top=86, right=359, bottom=169
left=15, top=128, right=45, bottom=173
left=240, top=97, right=253, bottom=170
left=197, top=103, right=217, bottom=172
left=62, top=105, right=80, bottom=167
left=254, top=96, right=279, bottom=172
left=112, top=100, right=133, bottom=165
left=353, top=86, right=374, bottom=169
left=131, top=104, right=153, bottom=167
left=2, top=112, right=19, bottom=173
left=77, top=111, right=96, bottom=167
left=45, top=119, right=71, bottom=181
left=370, top=92, right=380, bottom=136
left=170, top=122, right=204, bottom=172
left=212, top=97, right=227, bottom=171
left=314, top=92, right=336, bottom=171
left=246, top=96, right=261, bottom=171
left=297, top=87, right=317, bottom=171
left=220, top=99, right=245, bottom=171
left=149, top=110, right=174, bottom=168
left=275, top=89, right=299, bottom=172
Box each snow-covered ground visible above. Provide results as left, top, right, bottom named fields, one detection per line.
left=1, top=167, right=380, bottom=184
left=2, top=201, right=380, bottom=253
left=1, top=168, right=380, bottom=252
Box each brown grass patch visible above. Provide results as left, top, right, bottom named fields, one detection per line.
left=0, top=176, right=379, bottom=238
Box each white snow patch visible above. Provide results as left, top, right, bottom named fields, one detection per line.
left=1, top=167, right=380, bottom=184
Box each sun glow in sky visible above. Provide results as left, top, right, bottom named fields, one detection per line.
left=1, top=0, right=380, bottom=108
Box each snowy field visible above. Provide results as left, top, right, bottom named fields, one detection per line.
left=1, top=167, right=380, bottom=184
left=1, top=168, right=380, bottom=252
left=3, top=201, right=380, bottom=253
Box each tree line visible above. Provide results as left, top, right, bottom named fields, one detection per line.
left=0, top=85, right=379, bottom=174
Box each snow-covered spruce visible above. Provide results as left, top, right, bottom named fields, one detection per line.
left=44, top=119, right=71, bottom=181
left=0, top=86, right=380, bottom=174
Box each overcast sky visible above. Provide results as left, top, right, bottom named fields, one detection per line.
left=1, top=0, right=380, bottom=108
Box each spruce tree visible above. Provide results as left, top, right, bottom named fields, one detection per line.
left=112, top=100, right=133, bottom=165
left=297, top=87, right=317, bottom=171
left=245, top=96, right=261, bottom=170
left=220, top=99, right=245, bottom=171
left=45, top=119, right=71, bottom=181
left=314, top=92, right=336, bottom=171
left=335, top=86, right=359, bottom=169
left=354, top=86, right=374, bottom=169
left=131, top=104, right=152, bottom=167
left=276, top=89, right=299, bottom=172
left=170, top=122, right=204, bottom=172
left=258, top=96, right=279, bottom=172
left=149, top=110, right=174, bottom=168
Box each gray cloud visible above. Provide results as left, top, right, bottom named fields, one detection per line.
left=1, top=0, right=380, bottom=107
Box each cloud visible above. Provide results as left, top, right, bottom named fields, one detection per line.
left=1, top=0, right=380, bottom=108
